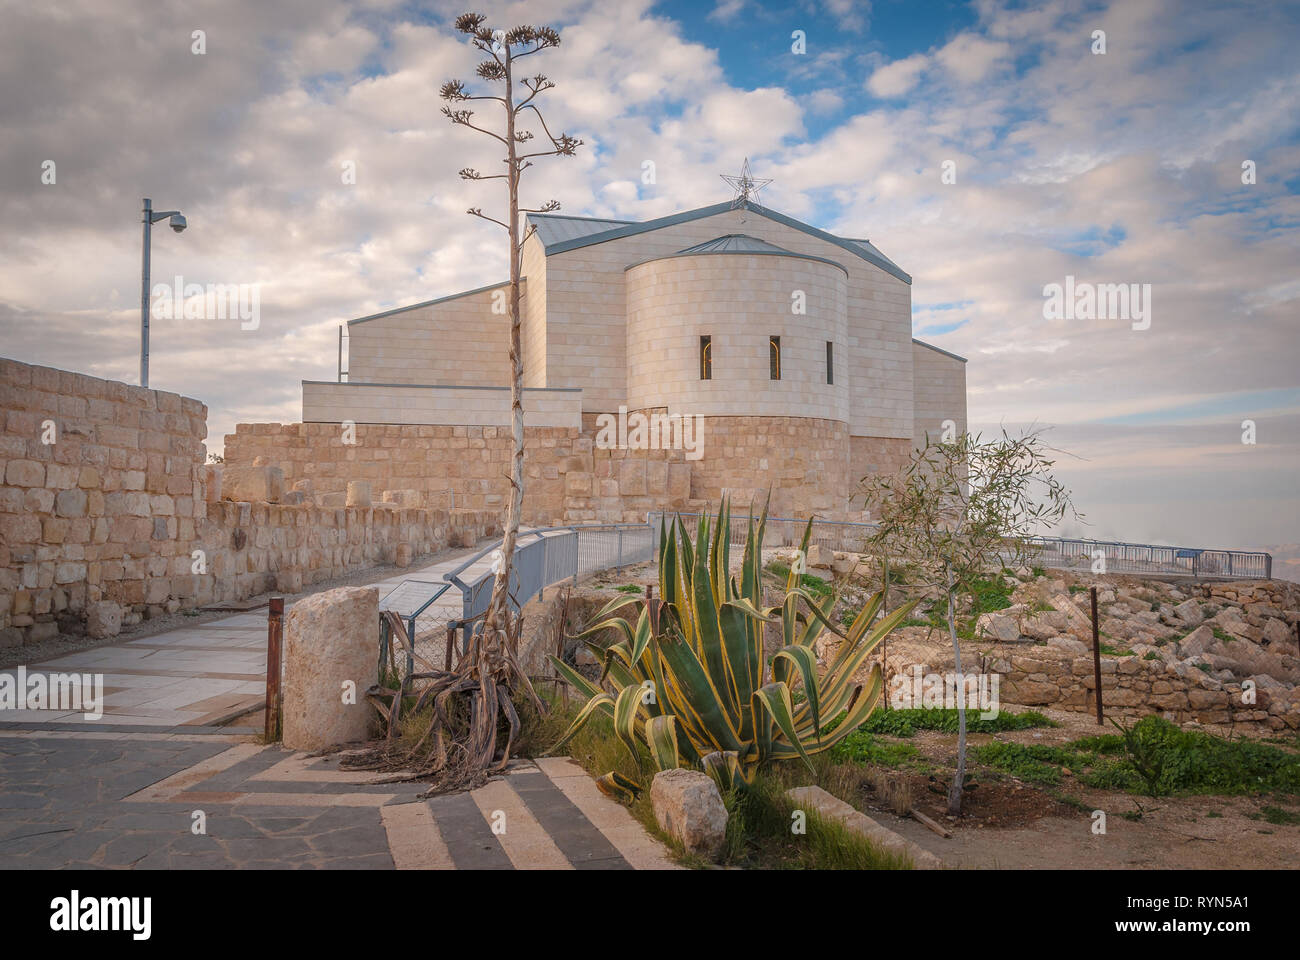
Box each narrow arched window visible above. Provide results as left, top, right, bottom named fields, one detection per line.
left=700, top=335, right=712, bottom=380
left=769, top=336, right=781, bottom=380
left=826, top=340, right=834, bottom=384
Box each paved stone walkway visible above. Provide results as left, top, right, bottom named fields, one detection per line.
left=0, top=549, right=676, bottom=870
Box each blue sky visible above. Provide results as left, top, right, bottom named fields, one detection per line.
left=0, top=0, right=1296, bottom=554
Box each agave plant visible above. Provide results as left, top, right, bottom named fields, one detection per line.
left=547, top=499, right=918, bottom=799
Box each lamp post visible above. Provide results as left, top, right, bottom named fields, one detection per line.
left=139, top=198, right=187, bottom=388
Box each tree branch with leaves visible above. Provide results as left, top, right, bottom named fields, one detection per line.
left=860, top=428, right=1078, bottom=814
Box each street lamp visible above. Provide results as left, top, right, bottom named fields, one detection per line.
left=139, top=197, right=186, bottom=388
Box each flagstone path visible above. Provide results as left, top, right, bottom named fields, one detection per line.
left=0, top=548, right=676, bottom=870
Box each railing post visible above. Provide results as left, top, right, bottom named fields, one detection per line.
left=265, top=597, right=284, bottom=741
left=617, top=528, right=624, bottom=571
left=1090, top=586, right=1103, bottom=725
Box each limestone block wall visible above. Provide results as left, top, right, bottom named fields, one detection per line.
left=0, top=357, right=208, bottom=645
left=223, top=420, right=696, bottom=526
left=0, top=357, right=507, bottom=646
left=537, top=207, right=915, bottom=438
left=625, top=252, right=849, bottom=422
left=686, top=416, right=850, bottom=518
left=848, top=435, right=914, bottom=500
left=345, top=280, right=516, bottom=386
left=195, top=501, right=500, bottom=606
left=994, top=649, right=1294, bottom=729
left=911, top=340, right=968, bottom=448
left=301, top=381, right=582, bottom=428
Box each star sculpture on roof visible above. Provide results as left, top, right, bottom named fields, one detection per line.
left=720, top=157, right=773, bottom=209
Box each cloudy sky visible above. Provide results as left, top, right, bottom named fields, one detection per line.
left=2, top=0, right=1297, bottom=552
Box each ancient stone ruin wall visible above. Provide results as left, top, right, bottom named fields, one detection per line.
left=0, top=358, right=207, bottom=645
left=222, top=418, right=697, bottom=525
left=884, top=577, right=1300, bottom=731
left=0, top=357, right=503, bottom=646
left=223, top=414, right=867, bottom=523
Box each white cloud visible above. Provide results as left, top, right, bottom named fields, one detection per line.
left=0, top=0, right=1296, bottom=547
left=866, top=52, right=928, bottom=97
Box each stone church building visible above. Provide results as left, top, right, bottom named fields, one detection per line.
left=224, top=199, right=967, bottom=522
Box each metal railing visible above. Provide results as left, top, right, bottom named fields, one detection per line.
left=650, top=511, right=1272, bottom=581
left=378, top=522, right=654, bottom=679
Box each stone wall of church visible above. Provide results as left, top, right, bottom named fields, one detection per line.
left=537, top=206, right=915, bottom=439
left=345, top=280, right=516, bottom=387
left=848, top=436, right=914, bottom=502
left=686, top=416, right=851, bottom=518
left=625, top=251, right=849, bottom=421
left=911, top=341, right=968, bottom=449
left=223, top=414, right=872, bottom=526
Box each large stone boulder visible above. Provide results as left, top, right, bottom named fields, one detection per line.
left=281, top=586, right=379, bottom=750
left=85, top=601, right=122, bottom=639
left=1049, top=593, right=1094, bottom=639
left=1178, top=624, right=1216, bottom=659
left=222, top=465, right=284, bottom=503
left=650, top=769, right=728, bottom=860
left=976, top=607, right=1025, bottom=643
left=1174, top=598, right=1204, bottom=625
left=346, top=480, right=371, bottom=507
left=1263, top=617, right=1293, bottom=647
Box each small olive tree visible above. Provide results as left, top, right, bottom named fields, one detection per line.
left=860, top=429, right=1076, bottom=814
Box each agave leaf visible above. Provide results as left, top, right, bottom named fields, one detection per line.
left=658, top=513, right=677, bottom=608
left=645, top=715, right=681, bottom=772
left=654, top=631, right=743, bottom=753
left=771, top=644, right=822, bottom=742
left=547, top=654, right=604, bottom=701
left=596, top=771, right=642, bottom=803
left=613, top=684, right=645, bottom=769
left=572, top=615, right=635, bottom=647
left=702, top=750, right=747, bottom=791
left=752, top=681, right=813, bottom=771
left=782, top=666, right=884, bottom=756
left=796, top=590, right=838, bottom=649
left=723, top=596, right=781, bottom=622
left=786, top=586, right=848, bottom=640
left=628, top=605, right=654, bottom=666
left=549, top=690, right=615, bottom=753
left=817, top=598, right=920, bottom=715
left=589, top=592, right=644, bottom=625
left=690, top=524, right=736, bottom=720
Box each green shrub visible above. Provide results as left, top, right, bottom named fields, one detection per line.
left=975, top=715, right=1300, bottom=797
left=859, top=707, right=1057, bottom=738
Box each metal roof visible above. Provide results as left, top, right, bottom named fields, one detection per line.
left=347, top=279, right=515, bottom=326
left=677, top=234, right=794, bottom=255
left=843, top=238, right=905, bottom=276
left=528, top=201, right=911, bottom=284
left=528, top=213, right=635, bottom=247
left=625, top=233, right=849, bottom=274
left=911, top=338, right=968, bottom=363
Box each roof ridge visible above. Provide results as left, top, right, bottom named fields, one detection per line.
left=528, top=212, right=635, bottom=222
left=537, top=201, right=911, bottom=284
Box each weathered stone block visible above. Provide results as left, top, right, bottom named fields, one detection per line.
left=346, top=481, right=371, bottom=507
left=85, top=600, right=122, bottom=639
left=282, top=586, right=378, bottom=750
left=650, top=768, right=727, bottom=860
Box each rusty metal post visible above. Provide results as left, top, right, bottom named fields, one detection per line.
left=1090, top=586, right=1103, bottom=725
left=265, top=597, right=284, bottom=741
left=446, top=621, right=457, bottom=671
